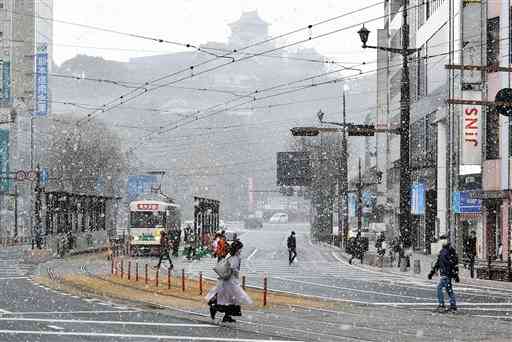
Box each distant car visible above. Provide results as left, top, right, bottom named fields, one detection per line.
left=244, top=217, right=263, bottom=229
left=269, top=213, right=288, bottom=224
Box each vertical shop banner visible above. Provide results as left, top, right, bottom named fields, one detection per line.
left=411, top=182, right=426, bottom=215
left=0, top=129, right=9, bottom=192
left=460, top=2, right=482, bottom=165
left=1, top=61, right=11, bottom=106
left=461, top=91, right=481, bottom=165
left=348, top=193, right=357, bottom=217
left=34, top=45, right=48, bottom=117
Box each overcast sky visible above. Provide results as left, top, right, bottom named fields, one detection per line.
left=53, top=0, right=383, bottom=68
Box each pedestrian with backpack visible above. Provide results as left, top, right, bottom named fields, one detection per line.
left=428, top=235, right=459, bottom=313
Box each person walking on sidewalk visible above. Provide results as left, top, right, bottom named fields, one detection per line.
left=153, top=231, right=174, bottom=270
left=465, top=230, right=477, bottom=278
left=287, top=231, right=297, bottom=265
left=207, top=239, right=253, bottom=323
left=349, top=233, right=365, bottom=265
left=428, top=235, right=460, bottom=312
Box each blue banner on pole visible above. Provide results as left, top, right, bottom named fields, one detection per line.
left=348, top=193, right=357, bottom=217
left=0, top=129, right=9, bottom=191
left=34, top=45, right=48, bottom=117
left=127, top=175, right=157, bottom=201
left=1, top=61, right=11, bottom=106
left=411, top=182, right=426, bottom=215
left=452, top=191, right=481, bottom=214
left=40, top=168, right=49, bottom=186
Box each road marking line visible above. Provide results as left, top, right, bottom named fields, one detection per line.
left=0, top=330, right=301, bottom=341
left=247, top=248, right=258, bottom=262
left=271, top=275, right=432, bottom=300
left=47, top=325, right=64, bottom=330
left=0, top=309, right=12, bottom=314
left=0, top=318, right=217, bottom=328
left=473, top=315, right=512, bottom=320
left=0, top=277, right=28, bottom=280
left=6, top=310, right=139, bottom=315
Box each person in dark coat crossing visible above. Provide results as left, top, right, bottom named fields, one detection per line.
left=428, top=235, right=459, bottom=312
left=287, top=231, right=297, bottom=265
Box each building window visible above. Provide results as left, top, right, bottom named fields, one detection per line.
left=487, top=17, right=500, bottom=71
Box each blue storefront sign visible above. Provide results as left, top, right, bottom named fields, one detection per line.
left=34, top=45, right=48, bottom=116
left=127, top=175, right=157, bottom=201
left=0, top=129, right=9, bottom=191
left=452, top=191, right=481, bottom=214
left=411, top=182, right=426, bottom=215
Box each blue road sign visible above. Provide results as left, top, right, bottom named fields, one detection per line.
left=127, top=175, right=157, bottom=201
left=452, top=191, right=481, bottom=214
left=40, top=168, right=49, bottom=186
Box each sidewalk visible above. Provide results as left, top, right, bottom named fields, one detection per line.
left=330, top=243, right=512, bottom=291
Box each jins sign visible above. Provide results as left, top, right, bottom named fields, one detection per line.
left=461, top=92, right=481, bottom=165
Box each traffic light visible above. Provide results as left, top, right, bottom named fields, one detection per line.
left=348, top=124, right=375, bottom=136
left=290, top=127, right=320, bottom=136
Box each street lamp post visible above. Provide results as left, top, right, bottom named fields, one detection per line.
left=358, top=0, right=418, bottom=249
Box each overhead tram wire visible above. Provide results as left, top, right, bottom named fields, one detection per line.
left=127, top=44, right=458, bottom=151
left=75, top=2, right=393, bottom=124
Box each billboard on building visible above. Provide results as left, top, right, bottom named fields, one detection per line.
left=0, top=129, right=9, bottom=192
left=127, top=175, right=157, bottom=201
left=34, top=44, right=48, bottom=117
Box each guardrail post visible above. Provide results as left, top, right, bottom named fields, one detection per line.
left=168, top=267, right=171, bottom=289
left=120, top=260, right=124, bottom=279
left=181, top=269, right=185, bottom=292
left=127, top=261, right=131, bottom=280
left=155, top=269, right=159, bottom=288
left=263, top=276, right=268, bottom=306
left=145, top=264, right=148, bottom=285
left=135, top=262, right=139, bottom=282
left=199, top=272, right=203, bottom=295
left=242, top=275, right=246, bottom=290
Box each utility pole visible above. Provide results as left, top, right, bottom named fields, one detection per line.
left=399, top=0, right=412, bottom=249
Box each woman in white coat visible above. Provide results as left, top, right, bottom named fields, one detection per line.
left=207, top=239, right=252, bottom=322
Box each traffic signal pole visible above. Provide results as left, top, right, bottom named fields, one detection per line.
left=340, top=90, right=349, bottom=247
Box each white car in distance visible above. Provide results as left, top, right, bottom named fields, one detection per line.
left=269, top=212, right=289, bottom=224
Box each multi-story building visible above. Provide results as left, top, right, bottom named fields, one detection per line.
left=0, top=0, right=53, bottom=239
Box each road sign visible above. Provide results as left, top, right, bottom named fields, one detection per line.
left=40, top=168, right=49, bottom=185
left=15, top=170, right=26, bottom=182
left=452, top=191, right=481, bottom=214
